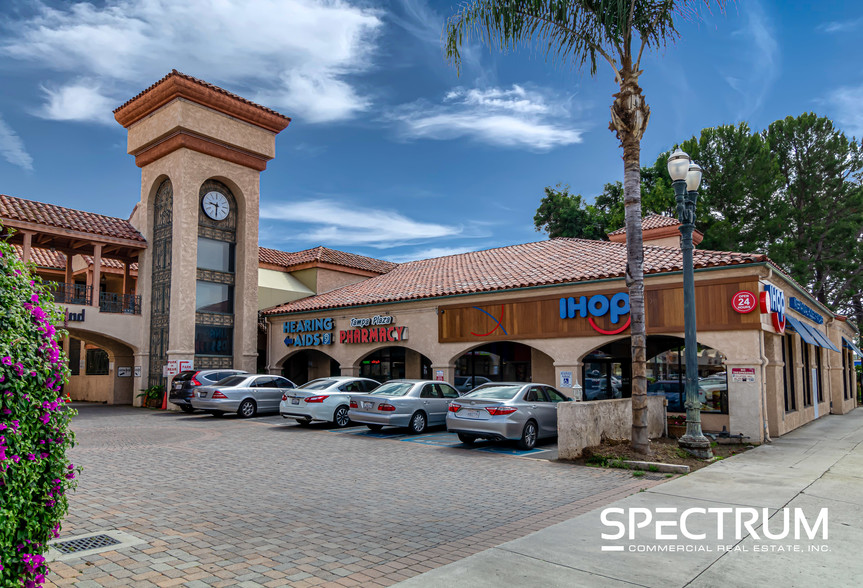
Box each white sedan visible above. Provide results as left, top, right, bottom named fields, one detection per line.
left=279, top=377, right=380, bottom=427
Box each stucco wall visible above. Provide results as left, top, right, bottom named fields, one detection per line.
left=557, top=396, right=666, bottom=459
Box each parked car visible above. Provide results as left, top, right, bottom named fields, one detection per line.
left=454, top=375, right=492, bottom=394
left=446, top=382, right=571, bottom=450
left=169, top=369, right=248, bottom=412
left=190, top=374, right=296, bottom=418
left=279, top=377, right=380, bottom=427
left=348, top=380, right=460, bottom=434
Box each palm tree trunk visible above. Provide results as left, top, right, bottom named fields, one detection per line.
left=610, top=68, right=650, bottom=454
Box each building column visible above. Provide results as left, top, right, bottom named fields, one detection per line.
left=21, top=231, right=33, bottom=263
left=430, top=364, right=456, bottom=384
left=91, top=243, right=103, bottom=308
left=554, top=361, right=584, bottom=401
left=122, top=261, right=131, bottom=295
left=64, top=253, right=73, bottom=284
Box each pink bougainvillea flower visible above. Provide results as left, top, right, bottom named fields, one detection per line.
left=1, top=356, right=11, bottom=366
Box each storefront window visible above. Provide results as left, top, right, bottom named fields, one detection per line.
left=85, top=348, right=109, bottom=375
left=195, top=281, right=234, bottom=314
left=360, top=347, right=405, bottom=382
left=68, top=338, right=81, bottom=376
left=195, top=325, right=233, bottom=356
left=197, top=237, right=234, bottom=272
left=642, top=343, right=727, bottom=414
left=802, top=344, right=812, bottom=406
left=783, top=335, right=797, bottom=412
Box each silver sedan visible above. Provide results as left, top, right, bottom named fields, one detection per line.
left=446, top=382, right=571, bottom=449
left=191, top=374, right=296, bottom=418
left=348, top=380, right=461, bottom=434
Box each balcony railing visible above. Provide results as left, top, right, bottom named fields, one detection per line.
left=51, top=283, right=91, bottom=306
left=49, top=283, right=142, bottom=315
left=98, top=292, right=142, bottom=315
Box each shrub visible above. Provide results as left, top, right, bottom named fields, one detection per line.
left=0, top=229, right=78, bottom=587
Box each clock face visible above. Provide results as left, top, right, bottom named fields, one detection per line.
left=202, top=191, right=230, bottom=221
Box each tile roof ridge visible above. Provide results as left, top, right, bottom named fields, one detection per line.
left=113, top=69, right=291, bottom=122
left=0, top=193, right=137, bottom=226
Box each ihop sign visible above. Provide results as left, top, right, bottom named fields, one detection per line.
left=559, top=292, right=631, bottom=335
left=761, top=284, right=786, bottom=333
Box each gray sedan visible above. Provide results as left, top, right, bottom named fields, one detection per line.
left=348, top=380, right=460, bottom=434
left=446, top=382, right=571, bottom=450
left=191, top=374, right=296, bottom=418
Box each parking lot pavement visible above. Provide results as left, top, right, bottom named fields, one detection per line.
left=45, top=404, right=664, bottom=587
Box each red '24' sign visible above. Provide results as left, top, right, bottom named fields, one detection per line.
left=731, top=290, right=757, bottom=314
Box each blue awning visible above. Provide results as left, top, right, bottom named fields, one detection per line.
left=807, top=326, right=840, bottom=352
left=786, top=315, right=819, bottom=347
left=843, top=337, right=863, bottom=358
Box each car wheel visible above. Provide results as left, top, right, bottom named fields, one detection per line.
left=295, top=418, right=312, bottom=426
left=366, top=424, right=383, bottom=431
left=517, top=421, right=538, bottom=450
left=409, top=411, right=427, bottom=435
left=458, top=433, right=477, bottom=444
left=179, top=405, right=195, bottom=414
left=237, top=399, right=257, bottom=418
left=333, top=405, right=351, bottom=428
left=209, top=410, right=225, bottom=418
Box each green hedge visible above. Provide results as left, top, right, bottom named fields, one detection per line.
left=0, top=228, right=78, bottom=587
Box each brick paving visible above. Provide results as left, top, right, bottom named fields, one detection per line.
left=45, top=404, right=665, bottom=587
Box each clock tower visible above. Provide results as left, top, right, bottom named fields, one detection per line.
left=114, top=71, right=291, bottom=391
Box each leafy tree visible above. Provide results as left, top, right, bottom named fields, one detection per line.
left=445, top=0, right=723, bottom=454
left=677, top=123, right=785, bottom=253
left=766, top=113, right=863, bottom=313
left=534, top=184, right=612, bottom=239
left=0, top=226, right=78, bottom=586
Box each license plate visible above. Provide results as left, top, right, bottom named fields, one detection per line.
left=198, top=391, right=207, bottom=398
left=362, top=401, right=373, bottom=410
left=291, top=398, right=300, bottom=405
left=461, top=409, right=482, bottom=419
left=173, top=383, right=181, bottom=389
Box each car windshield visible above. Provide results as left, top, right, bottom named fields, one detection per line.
left=173, top=371, right=195, bottom=381
left=454, top=377, right=469, bottom=386
left=464, top=386, right=522, bottom=400
left=369, top=382, right=413, bottom=397
left=214, top=375, right=248, bottom=387
left=299, top=379, right=337, bottom=390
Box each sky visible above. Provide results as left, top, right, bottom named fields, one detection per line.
left=0, top=0, right=861, bottom=263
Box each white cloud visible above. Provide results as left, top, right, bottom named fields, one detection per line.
left=0, top=115, right=34, bottom=171
left=1, top=0, right=382, bottom=124
left=386, top=245, right=478, bottom=263
left=390, top=85, right=583, bottom=150
left=817, top=18, right=863, bottom=34
left=723, top=0, right=779, bottom=119
left=824, top=84, right=863, bottom=138
left=260, top=199, right=460, bottom=249
left=37, top=81, right=116, bottom=124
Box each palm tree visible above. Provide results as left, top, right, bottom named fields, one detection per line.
left=445, top=0, right=720, bottom=454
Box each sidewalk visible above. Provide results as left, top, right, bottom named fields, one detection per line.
left=396, top=408, right=863, bottom=588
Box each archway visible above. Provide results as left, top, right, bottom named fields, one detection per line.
left=64, top=328, right=136, bottom=404
left=280, top=349, right=340, bottom=386
left=580, top=335, right=728, bottom=414
left=452, top=342, right=554, bottom=393
left=356, top=347, right=431, bottom=382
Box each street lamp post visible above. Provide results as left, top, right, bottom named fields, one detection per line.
left=667, top=148, right=713, bottom=459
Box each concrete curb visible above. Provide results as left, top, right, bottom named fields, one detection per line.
left=621, top=460, right=690, bottom=474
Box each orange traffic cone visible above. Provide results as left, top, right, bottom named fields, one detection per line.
left=160, top=389, right=168, bottom=410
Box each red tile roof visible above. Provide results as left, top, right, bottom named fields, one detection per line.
left=607, top=214, right=680, bottom=236
left=263, top=238, right=768, bottom=315
left=12, top=245, right=65, bottom=269
left=259, top=246, right=397, bottom=275
left=81, top=255, right=139, bottom=271
left=11, top=245, right=140, bottom=272
left=0, top=194, right=146, bottom=243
